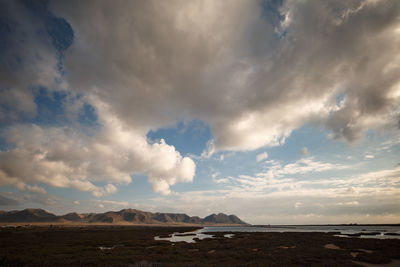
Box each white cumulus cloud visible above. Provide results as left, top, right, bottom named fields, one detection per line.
left=0, top=98, right=195, bottom=196
left=256, top=152, right=268, bottom=162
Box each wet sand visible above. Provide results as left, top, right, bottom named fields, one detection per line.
left=1, top=226, right=399, bottom=266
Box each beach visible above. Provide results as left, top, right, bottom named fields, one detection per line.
left=1, top=226, right=400, bottom=266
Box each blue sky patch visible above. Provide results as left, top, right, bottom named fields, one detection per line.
left=260, top=0, right=285, bottom=28
left=45, top=16, right=73, bottom=52
left=147, top=120, right=212, bottom=156
left=33, top=87, right=69, bottom=126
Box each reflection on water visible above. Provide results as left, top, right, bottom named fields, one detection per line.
left=154, top=225, right=400, bottom=243
left=200, top=226, right=400, bottom=240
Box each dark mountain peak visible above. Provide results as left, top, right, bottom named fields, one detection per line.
left=153, top=213, right=191, bottom=223
left=118, top=208, right=139, bottom=213
left=89, top=211, right=122, bottom=223
left=22, top=208, right=56, bottom=217
left=0, top=208, right=57, bottom=222
left=203, top=213, right=248, bottom=225
left=61, top=212, right=84, bottom=221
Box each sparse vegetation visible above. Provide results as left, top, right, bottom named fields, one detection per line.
left=1, top=226, right=399, bottom=266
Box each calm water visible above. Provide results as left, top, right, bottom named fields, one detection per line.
left=201, top=225, right=400, bottom=239
left=154, top=225, right=400, bottom=243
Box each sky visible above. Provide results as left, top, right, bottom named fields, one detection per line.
left=0, top=0, right=399, bottom=225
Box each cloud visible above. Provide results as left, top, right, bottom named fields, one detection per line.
left=364, top=154, right=375, bottom=159
left=1, top=0, right=400, bottom=197
left=256, top=152, right=268, bottom=162
left=96, top=200, right=129, bottom=207
left=294, top=202, right=303, bottom=209
left=49, top=0, right=400, bottom=152
left=154, top=166, right=400, bottom=224
left=0, top=98, right=195, bottom=196
left=260, top=157, right=348, bottom=178
left=0, top=0, right=70, bottom=122
left=0, top=191, right=61, bottom=209
left=212, top=172, right=232, bottom=185
left=336, top=201, right=359, bottom=207
left=299, top=147, right=309, bottom=157
left=73, top=200, right=80, bottom=205
left=0, top=193, right=21, bottom=206
left=238, top=164, right=400, bottom=200
left=201, top=140, right=216, bottom=158
left=23, top=184, right=47, bottom=195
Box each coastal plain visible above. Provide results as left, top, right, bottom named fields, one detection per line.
left=1, top=226, right=400, bottom=266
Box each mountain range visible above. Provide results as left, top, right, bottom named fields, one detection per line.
left=0, top=208, right=248, bottom=225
